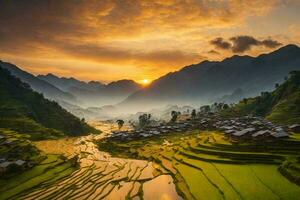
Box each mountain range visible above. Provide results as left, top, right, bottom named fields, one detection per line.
left=119, top=44, right=300, bottom=112
left=0, top=60, right=142, bottom=110
left=38, top=74, right=141, bottom=107
left=1, top=44, right=300, bottom=117
left=0, top=61, right=77, bottom=104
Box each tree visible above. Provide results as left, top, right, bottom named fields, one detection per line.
left=170, top=111, right=179, bottom=123
left=200, top=105, right=210, bottom=113
left=138, top=114, right=151, bottom=128
left=222, top=104, right=229, bottom=110
left=191, top=109, right=196, bottom=119
left=116, top=119, right=124, bottom=130
left=275, top=83, right=279, bottom=89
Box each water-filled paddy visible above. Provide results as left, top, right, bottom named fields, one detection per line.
left=98, top=130, right=300, bottom=200
left=1, top=123, right=300, bottom=200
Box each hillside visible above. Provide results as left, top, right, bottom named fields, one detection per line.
left=121, top=44, right=300, bottom=111
left=38, top=74, right=141, bottom=107
left=222, top=71, right=300, bottom=124
left=0, top=61, right=77, bottom=104
left=0, top=67, right=99, bottom=140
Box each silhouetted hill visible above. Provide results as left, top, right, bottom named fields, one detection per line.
left=0, top=67, right=99, bottom=140
left=121, top=45, right=300, bottom=111
left=0, top=61, right=76, bottom=103
left=37, top=73, right=105, bottom=92
left=222, top=70, right=300, bottom=124
left=38, top=74, right=141, bottom=107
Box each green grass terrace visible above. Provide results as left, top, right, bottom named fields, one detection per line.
left=98, top=130, right=300, bottom=200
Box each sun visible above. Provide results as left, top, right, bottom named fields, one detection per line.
left=141, top=79, right=150, bottom=85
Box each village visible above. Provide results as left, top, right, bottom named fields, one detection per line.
left=0, top=130, right=39, bottom=174
left=108, top=112, right=300, bottom=142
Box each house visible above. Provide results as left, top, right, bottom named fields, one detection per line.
left=224, top=130, right=235, bottom=134
left=0, top=161, right=11, bottom=173
left=252, top=130, right=271, bottom=138
left=289, top=124, right=300, bottom=132
left=271, top=131, right=289, bottom=138
left=15, top=160, right=26, bottom=166
left=231, top=128, right=256, bottom=139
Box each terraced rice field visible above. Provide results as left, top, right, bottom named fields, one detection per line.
left=0, top=124, right=182, bottom=200
left=1, top=127, right=300, bottom=199
left=98, top=131, right=300, bottom=200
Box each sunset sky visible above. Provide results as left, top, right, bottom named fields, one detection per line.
left=0, top=0, right=300, bottom=83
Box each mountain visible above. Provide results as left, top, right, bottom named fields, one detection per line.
left=37, top=73, right=105, bottom=92
left=0, top=61, right=77, bottom=103
left=38, top=74, right=141, bottom=107
left=0, top=66, right=99, bottom=140
left=120, top=44, right=300, bottom=111
left=222, top=70, right=300, bottom=124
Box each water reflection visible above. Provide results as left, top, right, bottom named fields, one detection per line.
left=24, top=121, right=182, bottom=199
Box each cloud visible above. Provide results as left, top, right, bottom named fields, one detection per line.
left=207, top=50, right=220, bottom=55
left=260, top=39, right=283, bottom=48
left=230, top=36, right=282, bottom=53
left=210, top=38, right=231, bottom=50
left=0, top=0, right=280, bottom=47
left=54, top=42, right=205, bottom=69
left=210, top=35, right=282, bottom=53
left=0, top=0, right=289, bottom=81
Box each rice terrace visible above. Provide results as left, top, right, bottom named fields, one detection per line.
left=1, top=117, right=300, bottom=199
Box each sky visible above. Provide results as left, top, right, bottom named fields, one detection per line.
left=0, top=0, right=300, bottom=84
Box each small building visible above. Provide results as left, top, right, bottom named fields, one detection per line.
left=289, top=124, right=300, bottom=133
left=252, top=130, right=271, bottom=138
left=231, top=128, right=256, bottom=140
left=271, top=131, right=289, bottom=138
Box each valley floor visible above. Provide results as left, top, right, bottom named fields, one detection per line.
left=1, top=122, right=300, bottom=200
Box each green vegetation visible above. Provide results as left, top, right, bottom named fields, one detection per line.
left=0, top=67, right=99, bottom=140
left=98, top=131, right=300, bottom=199
left=0, top=129, right=78, bottom=199
left=0, top=154, right=78, bottom=200
left=0, top=129, right=44, bottom=177
left=221, top=71, right=300, bottom=124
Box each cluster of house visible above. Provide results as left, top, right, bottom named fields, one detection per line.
left=109, top=122, right=194, bottom=141
left=0, top=134, right=28, bottom=173
left=108, top=114, right=300, bottom=142
left=210, top=116, right=300, bottom=140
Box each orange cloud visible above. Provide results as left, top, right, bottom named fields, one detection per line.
left=0, top=0, right=297, bottom=82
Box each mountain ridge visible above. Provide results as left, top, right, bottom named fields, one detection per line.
left=0, top=66, right=99, bottom=139
left=38, top=73, right=142, bottom=107
left=119, top=44, right=300, bottom=112
left=221, top=70, right=300, bottom=124
left=0, top=61, right=77, bottom=103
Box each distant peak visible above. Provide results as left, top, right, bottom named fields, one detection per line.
left=226, top=54, right=253, bottom=60
left=110, top=79, right=136, bottom=84
left=281, top=44, right=299, bottom=49
left=45, top=73, right=57, bottom=78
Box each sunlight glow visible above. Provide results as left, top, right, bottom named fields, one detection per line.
left=141, top=79, right=150, bottom=85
